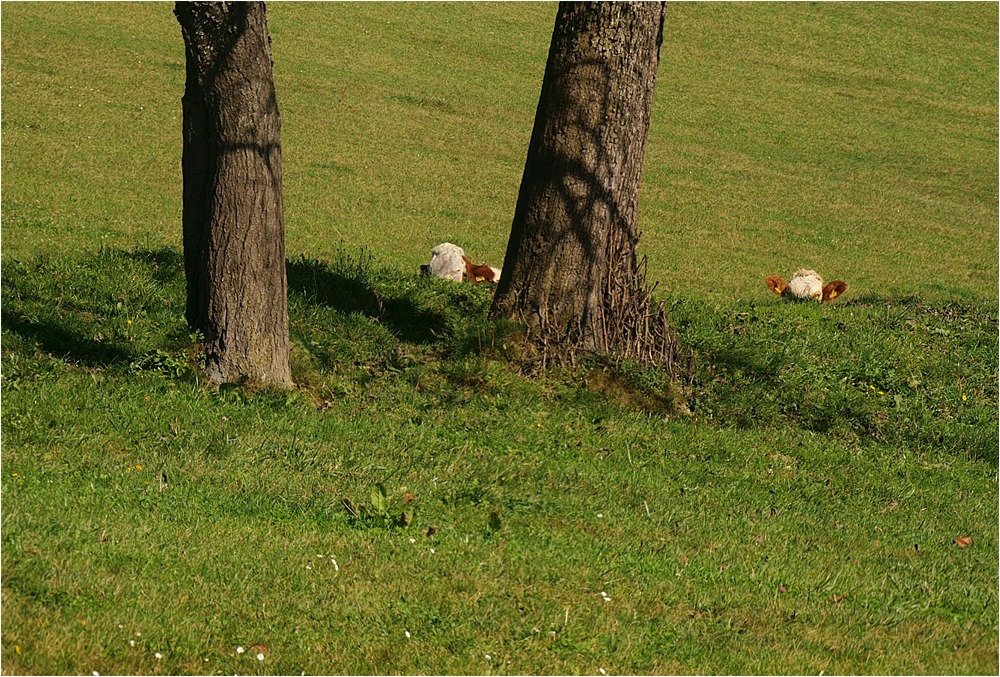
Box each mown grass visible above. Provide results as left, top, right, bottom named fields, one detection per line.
left=2, top=2, right=998, bottom=675
left=1, top=3, right=996, bottom=300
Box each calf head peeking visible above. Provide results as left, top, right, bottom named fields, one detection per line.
left=424, top=242, right=467, bottom=282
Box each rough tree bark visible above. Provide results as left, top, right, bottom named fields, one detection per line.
left=492, top=1, right=681, bottom=372
left=175, top=1, right=293, bottom=388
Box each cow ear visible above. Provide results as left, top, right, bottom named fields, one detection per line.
left=765, top=276, right=787, bottom=296
left=477, top=265, right=496, bottom=283
left=822, top=280, right=847, bottom=302
left=463, top=256, right=475, bottom=282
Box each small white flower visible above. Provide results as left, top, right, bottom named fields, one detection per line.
left=306, top=565, right=312, bottom=570
left=155, top=652, right=162, bottom=659
left=600, top=668, right=607, bottom=675
left=93, top=671, right=100, bottom=676
left=237, top=646, right=245, bottom=654
left=430, top=548, right=435, bottom=554
left=597, top=513, right=604, bottom=518
left=257, top=653, right=265, bottom=661
left=409, top=538, right=416, bottom=544
left=331, top=557, right=339, bottom=571
left=129, top=640, right=135, bottom=647
left=405, top=630, right=411, bottom=639
left=485, top=654, right=492, bottom=661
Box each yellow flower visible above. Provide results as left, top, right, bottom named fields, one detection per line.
left=961, top=394, right=968, bottom=402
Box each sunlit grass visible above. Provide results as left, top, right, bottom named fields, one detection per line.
left=2, top=2, right=997, bottom=674
left=2, top=3, right=995, bottom=299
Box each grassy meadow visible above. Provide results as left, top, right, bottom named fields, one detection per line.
left=2, top=2, right=998, bottom=675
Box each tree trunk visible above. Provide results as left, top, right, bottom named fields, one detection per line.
left=176, top=1, right=293, bottom=388
left=492, top=1, right=678, bottom=369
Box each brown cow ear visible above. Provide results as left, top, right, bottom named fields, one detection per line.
left=462, top=256, right=475, bottom=282
left=475, top=265, right=496, bottom=283
left=822, top=280, right=847, bottom=302
left=765, top=276, right=787, bottom=296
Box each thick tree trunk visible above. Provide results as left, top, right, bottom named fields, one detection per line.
left=176, top=2, right=293, bottom=388
left=492, top=1, right=676, bottom=368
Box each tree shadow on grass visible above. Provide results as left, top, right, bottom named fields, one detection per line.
left=2, top=248, right=457, bottom=371
left=285, top=255, right=451, bottom=345
left=1, top=247, right=187, bottom=368
left=123, top=247, right=186, bottom=285
left=0, top=309, right=137, bottom=367
left=680, top=296, right=999, bottom=465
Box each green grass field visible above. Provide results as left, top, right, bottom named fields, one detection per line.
left=2, top=3, right=998, bottom=675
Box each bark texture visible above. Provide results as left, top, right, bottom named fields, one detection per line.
left=492, top=1, right=682, bottom=372
left=176, top=1, right=293, bottom=388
